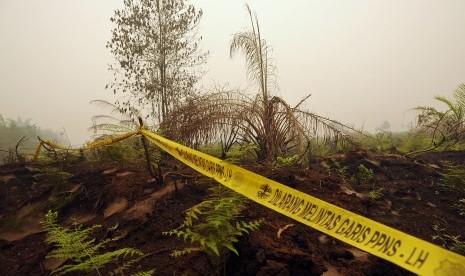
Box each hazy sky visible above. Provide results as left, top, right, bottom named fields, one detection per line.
left=1, top=0, right=464, bottom=145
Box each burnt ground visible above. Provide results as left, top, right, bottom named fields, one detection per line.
left=0, top=150, right=465, bottom=275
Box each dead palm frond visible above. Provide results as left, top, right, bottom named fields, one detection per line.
left=163, top=5, right=361, bottom=162
left=161, top=87, right=248, bottom=148
left=230, top=4, right=277, bottom=101
left=89, top=100, right=138, bottom=134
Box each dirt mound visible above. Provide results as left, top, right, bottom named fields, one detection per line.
left=1, top=150, right=464, bottom=275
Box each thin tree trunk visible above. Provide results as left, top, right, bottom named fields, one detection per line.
left=156, top=0, right=167, bottom=122
left=138, top=117, right=163, bottom=184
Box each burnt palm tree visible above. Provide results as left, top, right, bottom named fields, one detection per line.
left=163, top=5, right=358, bottom=163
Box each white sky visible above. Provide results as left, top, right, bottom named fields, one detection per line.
left=1, top=0, right=464, bottom=145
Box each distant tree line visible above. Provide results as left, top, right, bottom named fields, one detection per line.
left=0, top=114, right=62, bottom=163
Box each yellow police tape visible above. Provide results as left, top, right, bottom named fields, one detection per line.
left=141, top=129, right=465, bottom=276
left=32, top=129, right=465, bottom=275
left=33, top=131, right=139, bottom=161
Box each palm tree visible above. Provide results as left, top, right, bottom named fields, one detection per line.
left=162, top=5, right=359, bottom=163
left=414, top=83, right=465, bottom=151
left=229, top=5, right=361, bottom=161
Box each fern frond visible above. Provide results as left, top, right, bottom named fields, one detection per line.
left=110, top=257, right=141, bottom=275
left=454, top=83, right=465, bottom=109
left=206, top=240, right=220, bottom=256
left=164, top=182, right=263, bottom=257
left=224, top=243, right=239, bottom=255
left=87, top=248, right=143, bottom=270
left=130, top=269, right=156, bottom=276
left=171, top=247, right=201, bottom=257
left=42, top=210, right=151, bottom=275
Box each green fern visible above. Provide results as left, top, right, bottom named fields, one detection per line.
left=41, top=210, right=154, bottom=275
left=357, top=164, right=374, bottom=184
left=130, top=270, right=156, bottom=276
left=276, top=155, right=298, bottom=166
left=163, top=184, right=263, bottom=257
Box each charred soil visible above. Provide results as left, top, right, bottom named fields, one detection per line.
left=1, top=150, right=465, bottom=275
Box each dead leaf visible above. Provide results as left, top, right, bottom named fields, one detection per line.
left=277, top=224, right=295, bottom=239
left=43, top=257, right=67, bottom=271
left=104, top=198, right=128, bottom=218
left=102, top=168, right=118, bottom=175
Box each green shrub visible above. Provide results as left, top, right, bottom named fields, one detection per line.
left=224, top=144, right=258, bottom=163
left=94, top=137, right=144, bottom=165
left=197, top=143, right=224, bottom=158
left=440, top=162, right=465, bottom=191
left=398, top=132, right=433, bottom=153
left=358, top=164, right=374, bottom=183
left=276, top=154, right=298, bottom=166
left=432, top=233, right=465, bottom=255
left=354, top=131, right=406, bottom=151
left=453, top=198, right=465, bottom=216
left=369, top=188, right=384, bottom=199
left=307, top=139, right=341, bottom=158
